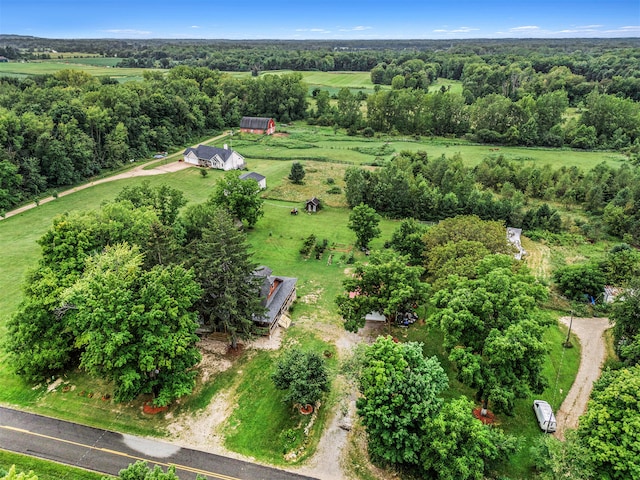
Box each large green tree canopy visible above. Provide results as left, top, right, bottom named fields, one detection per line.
left=577, top=366, right=640, bottom=479
left=356, top=336, right=515, bottom=479
left=336, top=250, right=428, bottom=332
left=209, top=171, right=264, bottom=227
left=61, top=244, right=202, bottom=405
left=432, top=255, right=549, bottom=414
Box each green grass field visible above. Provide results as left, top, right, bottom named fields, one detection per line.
left=0, top=450, right=109, bottom=480
left=0, top=61, right=158, bottom=82
left=237, top=123, right=628, bottom=170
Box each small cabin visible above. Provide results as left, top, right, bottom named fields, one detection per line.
left=306, top=197, right=320, bottom=213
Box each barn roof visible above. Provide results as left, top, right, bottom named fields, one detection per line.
left=183, top=144, right=233, bottom=162
left=240, top=116, right=273, bottom=129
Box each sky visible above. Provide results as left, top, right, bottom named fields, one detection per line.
left=0, top=0, right=639, bottom=40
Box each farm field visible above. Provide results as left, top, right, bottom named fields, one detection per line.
left=236, top=123, right=628, bottom=170
left=0, top=60, right=157, bottom=82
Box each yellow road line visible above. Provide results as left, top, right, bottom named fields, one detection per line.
left=0, top=425, right=240, bottom=480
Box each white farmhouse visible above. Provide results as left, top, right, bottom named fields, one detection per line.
left=183, top=144, right=246, bottom=170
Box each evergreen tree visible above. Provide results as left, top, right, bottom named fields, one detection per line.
left=288, top=162, right=306, bottom=184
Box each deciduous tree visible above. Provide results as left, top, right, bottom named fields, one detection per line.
left=61, top=244, right=202, bottom=405
left=336, top=250, right=427, bottom=332
left=432, top=256, right=549, bottom=414
left=576, top=366, right=640, bottom=479
left=357, top=336, right=448, bottom=466
left=209, top=171, right=264, bottom=227
left=271, top=347, right=330, bottom=408
left=347, top=203, right=381, bottom=249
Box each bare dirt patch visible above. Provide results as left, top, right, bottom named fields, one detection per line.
left=553, top=316, right=610, bottom=440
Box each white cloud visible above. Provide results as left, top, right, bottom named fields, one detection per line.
left=352, top=26, right=372, bottom=31
left=102, top=29, right=151, bottom=35
left=432, top=26, right=479, bottom=34
left=191, top=25, right=200, bottom=29
left=295, top=27, right=331, bottom=34
left=510, top=26, right=540, bottom=32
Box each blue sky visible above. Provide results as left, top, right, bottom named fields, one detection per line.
left=1, top=0, right=638, bottom=39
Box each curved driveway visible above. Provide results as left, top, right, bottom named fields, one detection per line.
left=553, top=316, right=610, bottom=440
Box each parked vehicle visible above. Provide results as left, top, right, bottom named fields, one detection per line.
left=533, top=400, right=557, bottom=433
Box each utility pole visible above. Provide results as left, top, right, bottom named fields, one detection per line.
left=564, top=310, right=573, bottom=348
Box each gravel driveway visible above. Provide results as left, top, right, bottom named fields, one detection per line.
left=553, top=316, right=611, bottom=440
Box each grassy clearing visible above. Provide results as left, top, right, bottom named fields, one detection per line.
left=237, top=123, right=628, bottom=171
left=0, top=449, right=108, bottom=480
left=0, top=61, right=157, bottom=82
left=223, top=333, right=337, bottom=465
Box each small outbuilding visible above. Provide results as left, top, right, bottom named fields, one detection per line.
left=306, top=197, right=320, bottom=213
left=183, top=144, right=245, bottom=170
left=239, top=171, right=267, bottom=190
left=240, top=117, right=276, bottom=135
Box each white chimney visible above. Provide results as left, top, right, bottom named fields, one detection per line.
left=223, top=144, right=228, bottom=150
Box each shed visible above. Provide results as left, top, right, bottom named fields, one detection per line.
left=239, top=171, right=267, bottom=190
left=306, top=197, right=320, bottom=213
left=240, top=117, right=276, bottom=135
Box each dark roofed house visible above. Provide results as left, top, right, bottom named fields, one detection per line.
left=253, top=266, right=297, bottom=335
left=240, top=117, right=276, bottom=135
left=183, top=144, right=245, bottom=170
left=239, top=171, right=267, bottom=189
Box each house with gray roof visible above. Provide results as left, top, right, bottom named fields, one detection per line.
left=239, top=171, right=267, bottom=189
left=183, top=144, right=246, bottom=170
left=253, top=266, right=297, bottom=335
left=240, top=117, right=276, bottom=135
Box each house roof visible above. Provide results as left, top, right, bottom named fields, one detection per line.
left=306, top=197, right=320, bottom=206
left=253, top=266, right=296, bottom=326
left=240, top=117, right=273, bottom=129
left=183, top=144, right=234, bottom=162
left=240, top=172, right=266, bottom=182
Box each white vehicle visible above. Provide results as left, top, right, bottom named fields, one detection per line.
left=533, top=400, right=557, bottom=433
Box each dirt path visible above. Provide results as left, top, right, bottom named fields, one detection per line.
left=0, top=132, right=231, bottom=221
left=553, top=316, right=610, bottom=440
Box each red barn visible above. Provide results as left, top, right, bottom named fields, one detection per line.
left=240, top=117, right=276, bottom=135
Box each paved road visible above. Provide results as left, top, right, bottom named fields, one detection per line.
left=0, top=406, right=317, bottom=480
